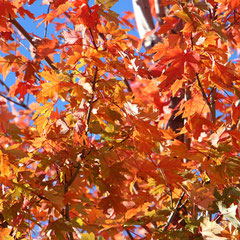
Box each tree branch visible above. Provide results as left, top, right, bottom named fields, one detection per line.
left=9, top=17, right=57, bottom=71
left=44, top=3, right=51, bottom=38
left=86, top=67, right=98, bottom=131
left=0, top=79, right=10, bottom=92
left=163, top=192, right=185, bottom=231
left=125, top=229, right=134, bottom=240
left=196, top=73, right=215, bottom=123
left=210, top=87, right=216, bottom=124
left=0, top=93, right=29, bottom=109
left=88, top=28, right=98, bottom=50
left=123, top=77, right=133, bottom=93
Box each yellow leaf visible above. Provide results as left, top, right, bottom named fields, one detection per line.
left=38, top=71, right=72, bottom=103
left=81, top=232, right=95, bottom=240
left=33, top=102, right=54, bottom=133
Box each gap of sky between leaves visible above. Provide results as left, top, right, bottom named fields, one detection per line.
left=0, top=0, right=134, bottom=112
left=1, top=0, right=239, bottom=113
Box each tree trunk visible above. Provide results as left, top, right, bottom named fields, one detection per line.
left=132, top=0, right=160, bottom=50
left=132, top=0, right=184, bottom=140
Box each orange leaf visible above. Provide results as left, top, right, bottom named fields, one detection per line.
left=0, top=150, right=10, bottom=177
left=0, top=228, right=14, bottom=240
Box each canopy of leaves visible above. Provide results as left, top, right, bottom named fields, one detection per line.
left=0, top=0, right=240, bottom=239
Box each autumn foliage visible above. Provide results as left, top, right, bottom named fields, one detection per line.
left=1, top=0, right=240, bottom=239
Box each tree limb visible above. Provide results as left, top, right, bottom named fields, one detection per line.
left=86, top=67, right=98, bottom=132
left=210, top=87, right=216, bottom=124
left=163, top=192, right=185, bottom=231
left=123, top=77, right=133, bottom=93
left=196, top=73, right=216, bottom=124
left=125, top=229, right=134, bottom=240
left=0, top=79, right=10, bottom=92
left=132, top=0, right=160, bottom=49
left=9, top=17, right=57, bottom=71
left=0, top=93, right=29, bottom=109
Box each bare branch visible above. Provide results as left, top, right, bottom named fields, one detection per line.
left=44, top=3, right=51, bottom=38
left=123, top=77, right=133, bottom=93
left=163, top=192, right=185, bottom=231
left=210, top=87, right=216, bottom=124
left=86, top=67, right=98, bottom=131
left=196, top=73, right=215, bottom=123
left=0, top=93, right=29, bottom=110
left=125, top=229, right=134, bottom=240
left=0, top=79, right=10, bottom=92
left=9, top=17, right=57, bottom=71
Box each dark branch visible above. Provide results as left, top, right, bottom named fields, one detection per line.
left=9, top=17, right=57, bottom=71
left=0, top=93, right=29, bottom=109
left=196, top=73, right=215, bottom=123
left=86, top=67, right=98, bottom=129
left=0, top=79, right=10, bottom=92
left=88, top=28, right=98, bottom=50
left=125, top=229, right=134, bottom=240
left=163, top=192, right=185, bottom=231
left=44, top=3, right=51, bottom=38
left=123, top=77, right=133, bottom=93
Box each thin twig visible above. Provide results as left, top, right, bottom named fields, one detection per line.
left=210, top=87, right=216, bottom=124
left=184, top=85, right=192, bottom=162
left=123, top=77, right=133, bottom=93
left=86, top=67, right=98, bottom=131
left=0, top=93, right=29, bottom=109
left=0, top=79, right=10, bottom=92
left=65, top=203, right=73, bottom=240
left=125, top=229, right=134, bottom=240
left=169, top=187, right=173, bottom=208
left=63, top=150, right=91, bottom=193
left=64, top=164, right=81, bottom=194
left=108, top=135, right=130, bottom=151
left=196, top=73, right=215, bottom=122
left=9, top=17, right=57, bottom=71
left=88, top=28, right=98, bottom=50
left=44, top=3, right=51, bottom=38
left=163, top=192, right=185, bottom=231
left=63, top=148, right=90, bottom=239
